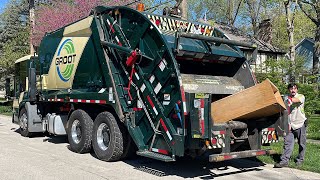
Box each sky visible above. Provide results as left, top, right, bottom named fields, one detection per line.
left=0, top=0, right=9, bottom=13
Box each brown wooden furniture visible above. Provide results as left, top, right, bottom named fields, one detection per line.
left=211, top=79, right=286, bottom=124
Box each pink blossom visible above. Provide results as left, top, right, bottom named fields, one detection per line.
left=33, top=0, right=132, bottom=46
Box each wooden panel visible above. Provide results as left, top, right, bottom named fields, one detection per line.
left=211, top=79, right=286, bottom=124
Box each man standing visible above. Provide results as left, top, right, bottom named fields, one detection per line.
left=274, top=83, right=307, bottom=168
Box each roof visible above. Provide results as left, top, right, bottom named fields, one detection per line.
left=213, top=22, right=285, bottom=54
left=295, top=38, right=314, bottom=49
left=294, top=38, right=314, bottom=71
left=15, top=55, right=37, bottom=64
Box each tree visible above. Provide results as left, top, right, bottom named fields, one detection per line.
left=272, top=11, right=315, bottom=51
left=242, top=0, right=282, bottom=36
left=0, top=0, right=29, bottom=51
left=32, top=0, right=133, bottom=46
left=0, top=0, right=29, bottom=76
left=298, top=0, right=320, bottom=77
left=188, top=0, right=245, bottom=25
left=284, top=0, right=298, bottom=82
left=188, top=0, right=281, bottom=36
left=0, top=30, right=29, bottom=75
left=244, top=0, right=262, bottom=36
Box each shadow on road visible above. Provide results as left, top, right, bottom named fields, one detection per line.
left=124, top=155, right=265, bottom=179
left=8, top=126, right=270, bottom=178
left=43, top=136, right=68, bottom=144
left=10, top=127, right=68, bottom=144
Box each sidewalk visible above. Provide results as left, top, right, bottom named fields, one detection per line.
left=279, top=136, right=320, bottom=144
left=307, top=139, right=320, bottom=144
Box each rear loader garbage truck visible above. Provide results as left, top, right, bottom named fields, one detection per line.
left=12, top=5, right=287, bottom=162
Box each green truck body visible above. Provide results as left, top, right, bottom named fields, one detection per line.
left=12, top=6, right=285, bottom=162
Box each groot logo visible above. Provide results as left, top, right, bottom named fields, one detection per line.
left=55, top=39, right=76, bottom=82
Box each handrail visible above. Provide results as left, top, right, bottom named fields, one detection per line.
left=179, top=32, right=257, bottom=48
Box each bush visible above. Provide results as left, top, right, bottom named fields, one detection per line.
left=298, top=83, right=320, bottom=117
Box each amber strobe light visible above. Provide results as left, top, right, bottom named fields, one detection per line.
left=137, top=3, right=145, bottom=12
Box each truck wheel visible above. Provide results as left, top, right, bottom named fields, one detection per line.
left=121, top=128, right=137, bottom=160
left=92, top=112, right=124, bottom=161
left=67, top=109, right=93, bottom=153
left=19, top=108, right=31, bottom=137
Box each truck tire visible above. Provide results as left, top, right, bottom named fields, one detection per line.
left=92, top=112, right=124, bottom=161
left=19, top=108, right=31, bottom=137
left=67, top=109, right=93, bottom=153
left=121, top=129, right=137, bottom=160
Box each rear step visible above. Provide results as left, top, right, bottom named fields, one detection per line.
left=137, top=150, right=175, bottom=162
left=209, top=149, right=276, bottom=162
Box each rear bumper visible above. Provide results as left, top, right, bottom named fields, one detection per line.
left=209, top=149, right=276, bottom=162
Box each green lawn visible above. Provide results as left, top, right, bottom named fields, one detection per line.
left=257, top=140, right=320, bottom=173
left=0, top=105, right=12, bottom=116
left=307, top=114, right=320, bottom=140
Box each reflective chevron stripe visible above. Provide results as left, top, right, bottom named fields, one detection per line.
left=151, top=148, right=169, bottom=155
left=160, top=118, right=172, bottom=141
left=147, top=95, right=158, bottom=115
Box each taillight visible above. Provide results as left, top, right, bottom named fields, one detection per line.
left=211, top=138, right=217, bottom=145
left=211, top=130, right=226, bottom=148
left=262, top=128, right=279, bottom=144
left=155, top=19, right=161, bottom=26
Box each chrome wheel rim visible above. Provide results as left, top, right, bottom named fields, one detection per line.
left=19, top=113, right=27, bottom=130
left=97, top=123, right=110, bottom=151
left=71, top=120, right=81, bottom=144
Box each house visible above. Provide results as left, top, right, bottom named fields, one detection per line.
left=295, top=38, right=314, bottom=72
left=213, top=21, right=286, bottom=73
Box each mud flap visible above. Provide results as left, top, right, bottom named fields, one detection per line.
left=25, top=102, right=44, bottom=132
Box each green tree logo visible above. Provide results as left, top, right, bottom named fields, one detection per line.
left=55, top=39, right=76, bottom=82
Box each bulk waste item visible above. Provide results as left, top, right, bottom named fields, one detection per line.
left=11, top=5, right=287, bottom=162
left=211, top=79, right=286, bottom=123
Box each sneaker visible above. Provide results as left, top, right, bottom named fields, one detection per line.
left=274, top=162, right=289, bottom=168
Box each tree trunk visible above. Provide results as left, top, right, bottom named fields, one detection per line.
left=313, top=25, right=320, bottom=76
left=245, top=0, right=259, bottom=37
left=284, top=0, right=296, bottom=83
left=252, top=18, right=257, bottom=37
left=227, top=0, right=233, bottom=25
left=29, top=0, right=35, bottom=55
left=181, top=0, right=188, bottom=19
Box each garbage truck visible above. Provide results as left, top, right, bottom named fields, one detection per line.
left=11, top=5, right=287, bottom=162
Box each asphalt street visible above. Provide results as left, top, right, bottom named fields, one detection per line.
left=0, top=115, right=320, bottom=180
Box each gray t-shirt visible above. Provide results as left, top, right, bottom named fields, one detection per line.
left=287, top=93, right=307, bottom=130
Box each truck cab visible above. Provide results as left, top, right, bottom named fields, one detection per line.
left=12, top=55, right=38, bottom=124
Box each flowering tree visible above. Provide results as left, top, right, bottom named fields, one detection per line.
left=33, top=0, right=132, bottom=46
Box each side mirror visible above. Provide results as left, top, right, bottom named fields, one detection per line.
left=28, top=67, right=37, bottom=102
